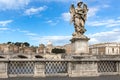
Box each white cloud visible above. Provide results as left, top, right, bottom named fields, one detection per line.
left=0, top=20, right=13, bottom=26
left=24, top=6, right=47, bottom=15
left=102, top=4, right=110, bottom=8
left=17, top=29, right=38, bottom=36
left=30, top=36, right=71, bottom=46
left=0, top=27, right=9, bottom=31
left=13, top=28, right=71, bottom=45
left=61, top=7, right=99, bottom=22
left=0, top=0, right=30, bottom=10
left=25, top=33, right=37, bottom=36
left=87, top=18, right=120, bottom=27
left=88, top=28, right=120, bottom=44
left=36, top=0, right=79, bottom=3
left=47, top=20, right=52, bottom=23
left=17, top=29, right=28, bottom=33
left=61, top=12, right=70, bottom=21
left=88, top=7, right=99, bottom=17
left=87, top=3, right=110, bottom=17
left=117, top=17, right=120, bottom=19
left=46, top=20, right=59, bottom=26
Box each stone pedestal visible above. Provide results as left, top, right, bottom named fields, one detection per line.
left=117, top=62, right=120, bottom=75
left=69, top=61, right=98, bottom=77
left=70, top=36, right=90, bottom=55
left=34, top=62, right=45, bottom=77
left=68, top=62, right=72, bottom=77
left=0, top=62, right=8, bottom=78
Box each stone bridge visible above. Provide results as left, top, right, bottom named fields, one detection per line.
left=0, top=54, right=120, bottom=78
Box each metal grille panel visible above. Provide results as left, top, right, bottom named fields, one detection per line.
left=8, top=61, right=34, bottom=74
left=98, top=61, right=117, bottom=72
left=45, top=61, right=68, bottom=74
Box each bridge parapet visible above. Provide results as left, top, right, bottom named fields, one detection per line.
left=0, top=55, right=120, bottom=78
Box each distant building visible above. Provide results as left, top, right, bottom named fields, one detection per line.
left=63, top=44, right=72, bottom=54
left=24, top=47, right=36, bottom=54
left=89, top=42, right=120, bottom=55
left=0, top=44, right=9, bottom=54
left=37, top=44, right=46, bottom=54
left=46, top=41, right=53, bottom=53
left=1, top=42, right=120, bottom=55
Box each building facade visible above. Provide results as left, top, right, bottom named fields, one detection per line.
left=63, top=44, right=72, bottom=54
left=89, top=42, right=120, bottom=55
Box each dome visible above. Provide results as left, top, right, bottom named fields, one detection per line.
left=47, top=41, right=52, bottom=46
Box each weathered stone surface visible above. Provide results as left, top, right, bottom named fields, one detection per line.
left=70, top=1, right=88, bottom=36
left=0, top=62, right=8, bottom=78
left=34, top=62, right=45, bottom=77
left=1, top=76, right=120, bottom=80
left=71, top=37, right=90, bottom=55
left=70, top=1, right=90, bottom=55
left=69, top=62, right=98, bottom=77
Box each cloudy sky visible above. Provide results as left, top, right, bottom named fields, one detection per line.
left=0, top=0, right=120, bottom=46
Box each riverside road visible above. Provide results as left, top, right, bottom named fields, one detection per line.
left=0, top=75, right=120, bottom=80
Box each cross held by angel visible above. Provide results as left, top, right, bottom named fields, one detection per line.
left=70, top=2, right=88, bottom=36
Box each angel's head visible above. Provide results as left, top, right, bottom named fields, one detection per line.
left=71, top=4, right=74, bottom=7
left=77, top=2, right=83, bottom=7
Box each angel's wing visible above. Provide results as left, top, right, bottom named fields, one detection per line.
left=83, top=4, right=88, bottom=21
left=70, top=4, right=75, bottom=23
left=83, top=4, right=88, bottom=12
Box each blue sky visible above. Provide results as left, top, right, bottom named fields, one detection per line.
left=0, top=0, right=120, bottom=46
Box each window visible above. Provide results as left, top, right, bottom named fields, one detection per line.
left=112, top=48, right=114, bottom=53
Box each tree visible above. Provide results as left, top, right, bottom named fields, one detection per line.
left=15, top=42, right=22, bottom=47
left=7, top=42, right=12, bottom=44
left=52, top=48, right=66, bottom=54
left=23, top=42, right=30, bottom=47
left=7, top=42, right=14, bottom=44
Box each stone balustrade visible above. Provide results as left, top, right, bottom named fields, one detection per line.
left=0, top=54, right=120, bottom=78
